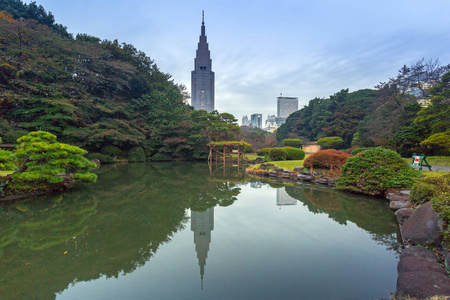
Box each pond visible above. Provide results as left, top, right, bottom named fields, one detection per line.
left=0, top=162, right=402, bottom=300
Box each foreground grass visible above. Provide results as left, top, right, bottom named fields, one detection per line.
left=421, top=171, right=450, bottom=179
left=246, top=155, right=310, bottom=172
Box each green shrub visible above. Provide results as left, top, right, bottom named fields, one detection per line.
left=283, top=147, right=306, bottom=160
left=268, top=148, right=288, bottom=161
left=256, top=148, right=271, bottom=156
left=87, top=152, right=114, bottom=163
left=101, top=145, right=122, bottom=157
left=303, top=149, right=351, bottom=169
left=0, top=149, right=16, bottom=171
left=127, top=147, right=146, bottom=162
left=351, top=147, right=370, bottom=155
left=282, top=139, right=303, bottom=148
left=317, top=136, right=344, bottom=149
left=410, top=182, right=439, bottom=204
left=336, top=147, right=421, bottom=196
left=346, top=147, right=359, bottom=154
left=411, top=174, right=450, bottom=204
left=431, top=192, right=450, bottom=245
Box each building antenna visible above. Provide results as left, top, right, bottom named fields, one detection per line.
left=202, top=10, right=204, bottom=25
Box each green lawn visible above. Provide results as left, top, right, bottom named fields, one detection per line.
left=247, top=155, right=310, bottom=171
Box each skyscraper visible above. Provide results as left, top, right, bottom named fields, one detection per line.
left=191, top=11, right=215, bottom=112
left=250, top=113, right=262, bottom=128
left=277, top=96, right=298, bottom=118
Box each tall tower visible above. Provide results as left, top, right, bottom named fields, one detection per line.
left=191, top=11, right=215, bottom=112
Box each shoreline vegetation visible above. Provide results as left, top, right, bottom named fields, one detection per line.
left=1, top=0, right=450, bottom=298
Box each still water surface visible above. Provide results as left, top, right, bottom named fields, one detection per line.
left=0, top=162, right=401, bottom=300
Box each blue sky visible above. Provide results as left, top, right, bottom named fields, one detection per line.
left=26, top=0, right=450, bottom=123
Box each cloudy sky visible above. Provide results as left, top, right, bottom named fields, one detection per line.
left=26, top=0, right=450, bottom=124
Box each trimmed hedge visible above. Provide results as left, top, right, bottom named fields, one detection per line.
left=282, top=139, right=303, bottom=148
left=303, top=149, right=351, bottom=169
left=101, top=145, right=122, bottom=157
left=283, top=147, right=306, bottom=160
left=127, top=147, right=146, bottom=162
left=351, top=147, right=371, bottom=155
left=317, top=136, right=344, bottom=149
left=336, top=147, right=421, bottom=196
left=256, top=148, right=271, bottom=156
left=268, top=148, right=288, bottom=161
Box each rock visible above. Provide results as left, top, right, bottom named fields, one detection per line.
left=269, top=171, right=278, bottom=177
left=327, top=178, right=337, bottom=187
left=293, top=167, right=304, bottom=172
left=312, top=171, right=322, bottom=176
left=397, top=256, right=447, bottom=275
left=386, top=192, right=397, bottom=200
left=302, top=170, right=311, bottom=175
left=400, top=246, right=440, bottom=263
left=255, top=157, right=264, bottom=163
left=402, top=202, right=444, bottom=246
left=395, top=208, right=414, bottom=224
left=273, top=167, right=284, bottom=172
left=260, top=163, right=274, bottom=170
left=297, top=174, right=314, bottom=181
left=388, top=194, right=410, bottom=203
left=400, top=190, right=411, bottom=196
left=282, top=172, right=291, bottom=178
left=396, top=271, right=450, bottom=299
left=318, top=178, right=328, bottom=184
left=445, top=252, right=450, bottom=273
left=389, top=201, right=412, bottom=210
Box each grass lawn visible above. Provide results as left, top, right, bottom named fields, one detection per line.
left=421, top=171, right=450, bottom=179
left=247, top=155, right=310, bottom=171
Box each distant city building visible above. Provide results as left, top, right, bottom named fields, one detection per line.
left=277, top=96, right=298, bottom=118
left=275, top=117, right=286, bottom=126
left=191, top=11, right=215, bottom=112
left=265, top=114, right=278, bottom=132
left=242, top=115, right=250, bottom=126
left=250, top=113, right=262, bottom=129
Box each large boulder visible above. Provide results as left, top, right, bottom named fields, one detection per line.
left=400, top=246, right=440, bottom=263
left=396, top=271, right=450, bottom=299
left=397, top=256, right=447, bottom=275
left=402, top=202, right=444, bottom=246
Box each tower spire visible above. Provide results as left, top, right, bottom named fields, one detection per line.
left=202, top=10, right=204, bottom=25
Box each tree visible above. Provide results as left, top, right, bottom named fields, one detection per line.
left=13, top=131, right=97, bottom=185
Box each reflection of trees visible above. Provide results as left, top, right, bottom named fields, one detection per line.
left=285, top=185, right=401, bottom=255
left=0, top=162, right=244, bottom=299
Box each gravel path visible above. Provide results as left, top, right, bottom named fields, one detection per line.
left=429, top=164, right=450, bottom=172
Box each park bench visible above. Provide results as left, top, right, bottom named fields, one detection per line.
left=410, top=153, right=432, bottom=171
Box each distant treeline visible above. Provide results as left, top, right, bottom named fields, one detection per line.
left=277, top=60, right=450, bottom=156
left=0, top=0, right=241, bottom=162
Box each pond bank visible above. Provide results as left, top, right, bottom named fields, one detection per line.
left=246, top=163, right=450, bottom=299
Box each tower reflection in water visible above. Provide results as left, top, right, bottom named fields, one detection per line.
left=191, top=208, right=214, bottom=290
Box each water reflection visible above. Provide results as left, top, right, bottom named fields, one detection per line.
left=191, top=208, right=214, bottom=290
left=0, top=162, right=401, bottom=300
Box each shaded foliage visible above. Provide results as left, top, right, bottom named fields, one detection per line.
left=336, top=147, right=420, bottom=196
